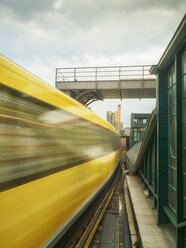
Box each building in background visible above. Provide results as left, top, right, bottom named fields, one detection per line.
left=130, top=113, right=151, bottom=147
left=106, top=104, right=123, bottom=131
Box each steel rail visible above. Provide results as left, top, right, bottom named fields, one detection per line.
left=57, top=74, right=151, bottom=79
left=42, top=159, right=121, bottom=248
left=56, top=65, right=153, bottom=70
left=56, top=65, right=155, bottom=82
left=75, top=165, right=120, bottom=248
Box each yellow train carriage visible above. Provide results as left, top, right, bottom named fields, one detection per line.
left=0, top=55, right=121, bottom=247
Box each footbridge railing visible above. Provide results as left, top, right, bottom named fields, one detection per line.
left=56, top=65, right=155, bottom=82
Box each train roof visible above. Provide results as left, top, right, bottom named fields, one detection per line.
left=0, top=55, right=119, bottom=135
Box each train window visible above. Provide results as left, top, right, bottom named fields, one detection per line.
left=0, top=83, right=120, bottom=191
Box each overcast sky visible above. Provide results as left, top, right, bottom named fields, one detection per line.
left=1, top=1, right=185, bottom=126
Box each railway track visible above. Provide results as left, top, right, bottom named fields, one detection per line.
left=53, top=164, right=131, bottom=248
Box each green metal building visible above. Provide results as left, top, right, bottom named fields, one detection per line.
left=151, top=14, right=186, bottom=248
left=133, top=14, right=186, bottom=247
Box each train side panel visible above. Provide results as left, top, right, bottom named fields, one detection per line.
left=0, top=151, right=120, bottom=247
left=0, top=56, right=121, bottom=247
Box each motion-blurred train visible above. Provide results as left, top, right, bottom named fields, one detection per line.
left=0, top=55, right=121, bottom=247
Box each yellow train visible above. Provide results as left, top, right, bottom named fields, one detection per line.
left=0, top=55, right=121, bottom=247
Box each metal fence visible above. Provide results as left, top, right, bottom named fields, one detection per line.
left=56, top=65, right=155, bottom=82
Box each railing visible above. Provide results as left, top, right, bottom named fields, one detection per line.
left=135, top=110, right=157, bottom=199
left=56, top=65, right=155, bottom=82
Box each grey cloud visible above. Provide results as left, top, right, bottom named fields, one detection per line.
left=1, top=0, right=185, bottom=24
left=0, top=0, right=54, bottom=20
left=0, top=0, right=185, bottom=79
left=56, top=0, right=186, bottom=27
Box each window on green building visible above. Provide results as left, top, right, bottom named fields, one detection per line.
left=182, top=49, right=186, bottom=218
left=168, top=62, right=177, bottom=213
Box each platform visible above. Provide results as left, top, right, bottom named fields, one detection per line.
left=126, top=175, right=169, bottom=248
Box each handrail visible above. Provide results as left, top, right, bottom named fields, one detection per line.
left=56, top=65, right=156, bottom=82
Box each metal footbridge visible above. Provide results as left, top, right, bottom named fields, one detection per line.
left=55, top=65, right=156, bottom=106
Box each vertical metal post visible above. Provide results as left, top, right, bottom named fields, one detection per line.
left=74, top=68, right=76, bottom=81
left=175, top=52, right=182, bottom=223
left=155, top=131, right=158, bottom=194
left=149, top=144, right=152, bottom=186
left=142, top=66, right=144, bottom=80
left=175, top=50, right=184, bottom=248
left=55, top=68, right=57, bottom=87
left=145, top=154, right=147, bottom=179
left=140, top=66, right=145, bottom=100
left=157, top=70, right=168, bottom=225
